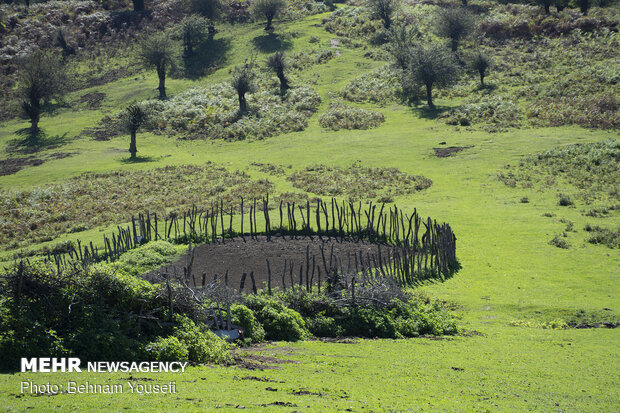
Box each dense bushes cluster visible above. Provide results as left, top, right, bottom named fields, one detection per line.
left=0, top=256, right=459, bottom=371
left=240, top=287, right=458, bottom=340
left=442, top=95, right=524, bottom=131
left=121, top=81, right=321, bottom=141
left=340, top=66, right=401, bottom=104
left=0, top=163, right=273, bottom=250
left=287, top=163, right=432, bottom=202
left=318, top=103, right=385, bottom=130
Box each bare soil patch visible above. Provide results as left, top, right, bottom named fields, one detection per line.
left=433, top=146, right=473, bottom=158
left=156, top=236, right=391, bottom=290
left=0, top=152, right=74, bottom=176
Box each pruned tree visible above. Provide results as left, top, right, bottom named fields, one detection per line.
left=577, top=0, right=591, bottom=14
left=249, top=0, right=285, bottom=31
left=190, top=0, right=222, bottom=19
left=538, top=0, right=553, bottom=14
left=122, top=104, right=147, bottom=159
left=400, top=45, right=461, bottom=108
left=435, top=7, right=475, bottom=52
left=387, top=24, right=421, bottom=70
left=133, top=0, right=145, bottom=12
left=266, top=52, right=289, bottom=96
left=176, top=15, right=211, bottom=58
left=470, top=51, right=491, bottom=88
left=138, top=32, right=177, bottom=100
left=367, top=0, right=399, bottom=29
left=555, top=0, right=568, bottom=11
left=231, top=62, right=256, bottom=113
left=16, top=50, right=68, bottom=144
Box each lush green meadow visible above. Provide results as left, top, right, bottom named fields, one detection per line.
left=1, top=2, right=619, bottom=411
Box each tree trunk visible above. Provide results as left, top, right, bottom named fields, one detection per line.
left=461, top=0, right=467, bottom=5
left=129, top=130, right=137, bottom=159
left=238, top=92, right=247, bottom=113
left=451, top=38, right=458, bottom=52
left=157, top=66, right=166, bottom=100
left=544, top=3, right=550, bottom=14
left=479, top=72, right=485, bottom=88
left=266, top=15, right=274, bottom=31
left=278, top=73, right=289, bottom=96
left=27, top=98, right=41, bottom=145
left=383, top=15, right=391, bottom=29
left=132, top=0, right=144, bottom=12
left=426, top=83, right=434, bottom=108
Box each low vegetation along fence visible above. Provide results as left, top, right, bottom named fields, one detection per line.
left=44, top=197, right=458, bottom=287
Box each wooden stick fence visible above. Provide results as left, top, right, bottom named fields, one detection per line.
left=44, top=197, right=458, bottom=286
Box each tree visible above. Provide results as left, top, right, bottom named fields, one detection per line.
left=577, top=0, right=591, bottom=14
left=555, top=0, right=568, bottom=11
left=387, top=24, right=421, bottom=70
left=231, top=63, right=256, bottom=113
left=435, top=7, right=475, bottom=52
left=470, top=51, right=491, bottom=88
left=538, top=0, right=552, bottom=14
left=122, top=104, right=147, bottom=159
left=250, top=0, right=285, bottom=31
left=400, top=45, right=460, bottom=108
left=138, top=33, right=177, bottom=99
left=176, top=15, right=210, bottom=58
left=16, top=50, right=68, bottom=144
left=266, top=52, right=289, bottom=96
left=190, top=0, right=222, bottom=19
left=367, top=0, right=399, bottom=30
left=132, top=0, right=145, bottom=11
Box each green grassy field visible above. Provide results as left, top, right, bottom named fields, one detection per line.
left=1, top=3, right=619, bottom=412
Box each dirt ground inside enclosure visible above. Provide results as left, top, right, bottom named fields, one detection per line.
left=155, top=236, right=394, bottom=291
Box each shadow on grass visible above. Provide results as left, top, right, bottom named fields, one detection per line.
left=179, top=37, right=232, bottom=80
left=120, top=155, right=156, bottom=164
left=251, top=33, right=292, bottom=53
left=411, top=105, right=452, bottom=120
left=7, top=130, right=71, bottom=154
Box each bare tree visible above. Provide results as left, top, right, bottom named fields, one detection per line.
left=435, top=7, right=475, bottom=52
left=138, top=32, right=178, bottom=99
left=266, top=52, right=289, bottom=96
left=470, top=51, right=491, bottom=88
left=250, top=0, right=285, bottom=31
left=121, top=104, right=148, bottom=159
left=367, top=0, right=399, bottom=29
left=16, top=50, right=68, bottom=144
left=231, top=62, right=256, bottom=113
left=399, top=45, right=461, bottom=108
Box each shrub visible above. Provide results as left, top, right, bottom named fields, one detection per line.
left=585, top=225, right=620, bottom=249
left=318, top=103, right=385, bottom=130
left=558, top=194, right=573, bottom=206
left=340, top=66, right=401, bottom=104
left=144, top=336, right=189, bottom=361
left=231, top=304, right=266, bottom=343
left=244, top=295, right=309, bottom=341
left=549, top=235, right=570, bottom=249
left=116, top=241, right=184, bottom=274
left=173, top=315, right=231, bottom=363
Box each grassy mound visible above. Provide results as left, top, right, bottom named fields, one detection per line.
left=498, top=139, right=620, bottom=207
left=136, top=81, right=321, bottom=141
left=0, top=163, right=272, bottom=250
left=318, top=103, right=385, bottom=130
left=287, top=163, right=432, bottom=202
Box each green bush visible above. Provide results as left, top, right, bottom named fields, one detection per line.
left=116, top=241, right=184, bottom=273
left=244, top=295, right=309, bottom=341
left=173, top=315, right=231, bottom=364
left=144, top=336, right=189, bottom=362
left=231, top=304, right=265, bottom=344
left=318, top=103, right=385, bottom=131
left=306, top=314, right=344, bottom=337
